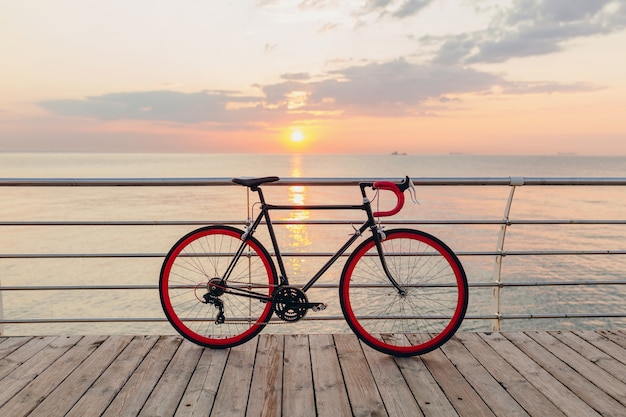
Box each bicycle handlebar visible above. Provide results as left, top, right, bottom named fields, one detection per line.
left=370, top=176, right=412, bottom=217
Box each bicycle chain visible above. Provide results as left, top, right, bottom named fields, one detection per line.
left=199, top=281, right=325, bottom=324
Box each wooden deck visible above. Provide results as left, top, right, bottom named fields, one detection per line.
left=0, top=331, right=625, bottom=416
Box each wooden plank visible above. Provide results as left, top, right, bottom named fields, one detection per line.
left=557, top=331, right=626, bottom=383
left=525, top=331, right=626, bottom=408
left=413, top=336, right=495, bottom=417
left=482, top=332, right=601, bottom=417
left=101, top=336, right=183, bottom=417
left=0, top=335, right=81, bottom=409
left=360, top=339, right=424, bottom=417
left=139, top=339, right=205, bottom=417
left=455, top=333, right=566, bottom=417
left=599, top=330, right=626, bottom=350
left=0, top=335, right=107, bottom=417
left=334, top=334, right=388, bottom=417
left=309, top=334, right=352, bottom=417
left=210, top=338, right=258, bottom=417
left=246, top=334, right=284, bottom=417
left=574, top=330, right=626, bottom=368
left=440, top=336, right=529, bottom=417
left=394, top=352, right=458, bottom=417
left=0, top=336, right=55, bottom=381
left=0, top=336, right=32, bottom=360
left=28, top=335, right=133, bottom=417
left=175, top=346, right=230, bottom=417
left=282, top=334, right=315, bottom=417
left=66, top=336, right=160, bottom=417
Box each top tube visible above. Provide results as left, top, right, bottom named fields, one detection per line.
left=232, top=175, right=413, bottom=217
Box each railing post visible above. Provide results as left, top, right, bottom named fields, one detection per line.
left=491, top=177, right=524, bottom=331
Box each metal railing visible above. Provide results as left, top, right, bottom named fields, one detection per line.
left=1, top=176, right=626, bottom=335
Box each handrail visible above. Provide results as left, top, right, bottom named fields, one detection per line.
left=3, top=279, right=626, bottom=291
left=1, top=176, right=626, bottom=335
left=3, top=219, right=626, bottom=226
left=3, top=177, right=626, bottom=187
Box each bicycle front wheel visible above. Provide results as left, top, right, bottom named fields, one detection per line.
left=340, top=229, right=468, bottom=356
left=159, top=226, right=277, bottom=348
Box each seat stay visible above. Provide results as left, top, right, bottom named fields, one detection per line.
left=221, top=204, right=268, bottom=283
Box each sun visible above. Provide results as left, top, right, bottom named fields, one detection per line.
left=290, top=130, right=305, bottom=142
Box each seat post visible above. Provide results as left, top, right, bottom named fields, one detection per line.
left=253, top=185, right=267, bottom=205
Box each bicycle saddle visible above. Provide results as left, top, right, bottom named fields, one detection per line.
left=232, top=176, right=280, bottom=189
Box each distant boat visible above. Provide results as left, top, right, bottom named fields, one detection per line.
left=391, top=151, right=407, bottom=155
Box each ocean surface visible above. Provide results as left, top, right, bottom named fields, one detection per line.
left=1, top=152, right=625, bottom=335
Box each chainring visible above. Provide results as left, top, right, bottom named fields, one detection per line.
left=272, top=285, right=308, bottom=322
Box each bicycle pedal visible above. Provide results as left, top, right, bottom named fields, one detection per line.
left=310, top=303, right=327, bottom=312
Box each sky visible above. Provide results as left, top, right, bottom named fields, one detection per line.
left=1, top=0, right=626, bottom=154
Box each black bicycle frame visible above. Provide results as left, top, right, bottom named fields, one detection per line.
left=221, top=183, right=404, bottom=297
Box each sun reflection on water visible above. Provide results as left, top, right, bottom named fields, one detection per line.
left=284, top=156, right=311, bottom=275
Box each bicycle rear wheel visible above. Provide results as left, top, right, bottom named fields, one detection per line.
left=340, top=229, right=468, bottom=356
left=159, top=226, right=277, bottom=348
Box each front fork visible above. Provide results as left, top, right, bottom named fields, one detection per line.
left=360, top=186, right=407, bottom=296
left=371, top=226, right=406, bottom=296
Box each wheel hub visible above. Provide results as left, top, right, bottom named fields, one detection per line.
left=207, top=278, right=226, bottom=296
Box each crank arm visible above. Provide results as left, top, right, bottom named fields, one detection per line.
left=279, top=301, right=327, bottom=311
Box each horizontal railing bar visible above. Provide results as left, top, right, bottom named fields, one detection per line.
left=0, top=220, right=504, bottom=227
left=0, top=221, right=219, bottom=226
left=2, top=219, right=626, bottom=227
left=507, top=220, right=626, bottom=225
left=2, top=177, right=626, bottom=187
left=461, top=313, right=626, bottom=320
left=3, top=312, right=625, bottom=325
left=0, top=178, right=235, bottom=187
left=3, top=280, right=625, bottom=292
left=470, top=280, right=626, bottom=287
left=495, top=250, right=626, bottom=256
left=3, top=249, right=626, bottom=259
left=1, top=285, right=159, bottom=291
left=0, top=318, right=167, bottom=324
left=0, top=253, right=168, bottom=259
left=500, top=313, right=626, bottom=319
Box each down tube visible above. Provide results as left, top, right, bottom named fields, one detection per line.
left=301, top=222, right=371, bottom=292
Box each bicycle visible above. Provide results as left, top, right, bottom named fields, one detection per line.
left=159, top=176, right=468, bottom=356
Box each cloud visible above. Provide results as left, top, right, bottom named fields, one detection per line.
left=38, top=1, right=613, bottom=129
left=354, top=0, right=435, bottom=20
left=40, top=57, right=598, bottom=127
left=263, top=58, right=596, bottom=117
left=433, top=0, right=626, bottom=64
left=392, top=0, right=433, bottom=19
left=264, top=43, right=278, bottom=53
left=298, top=0, right=338, bottom=10
left=40, top=90, right=271, bottom=128
left=280, top=72, right=312, bottom=81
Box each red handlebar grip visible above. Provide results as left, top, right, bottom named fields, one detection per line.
left=372, top=181, right=405, bottom=217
